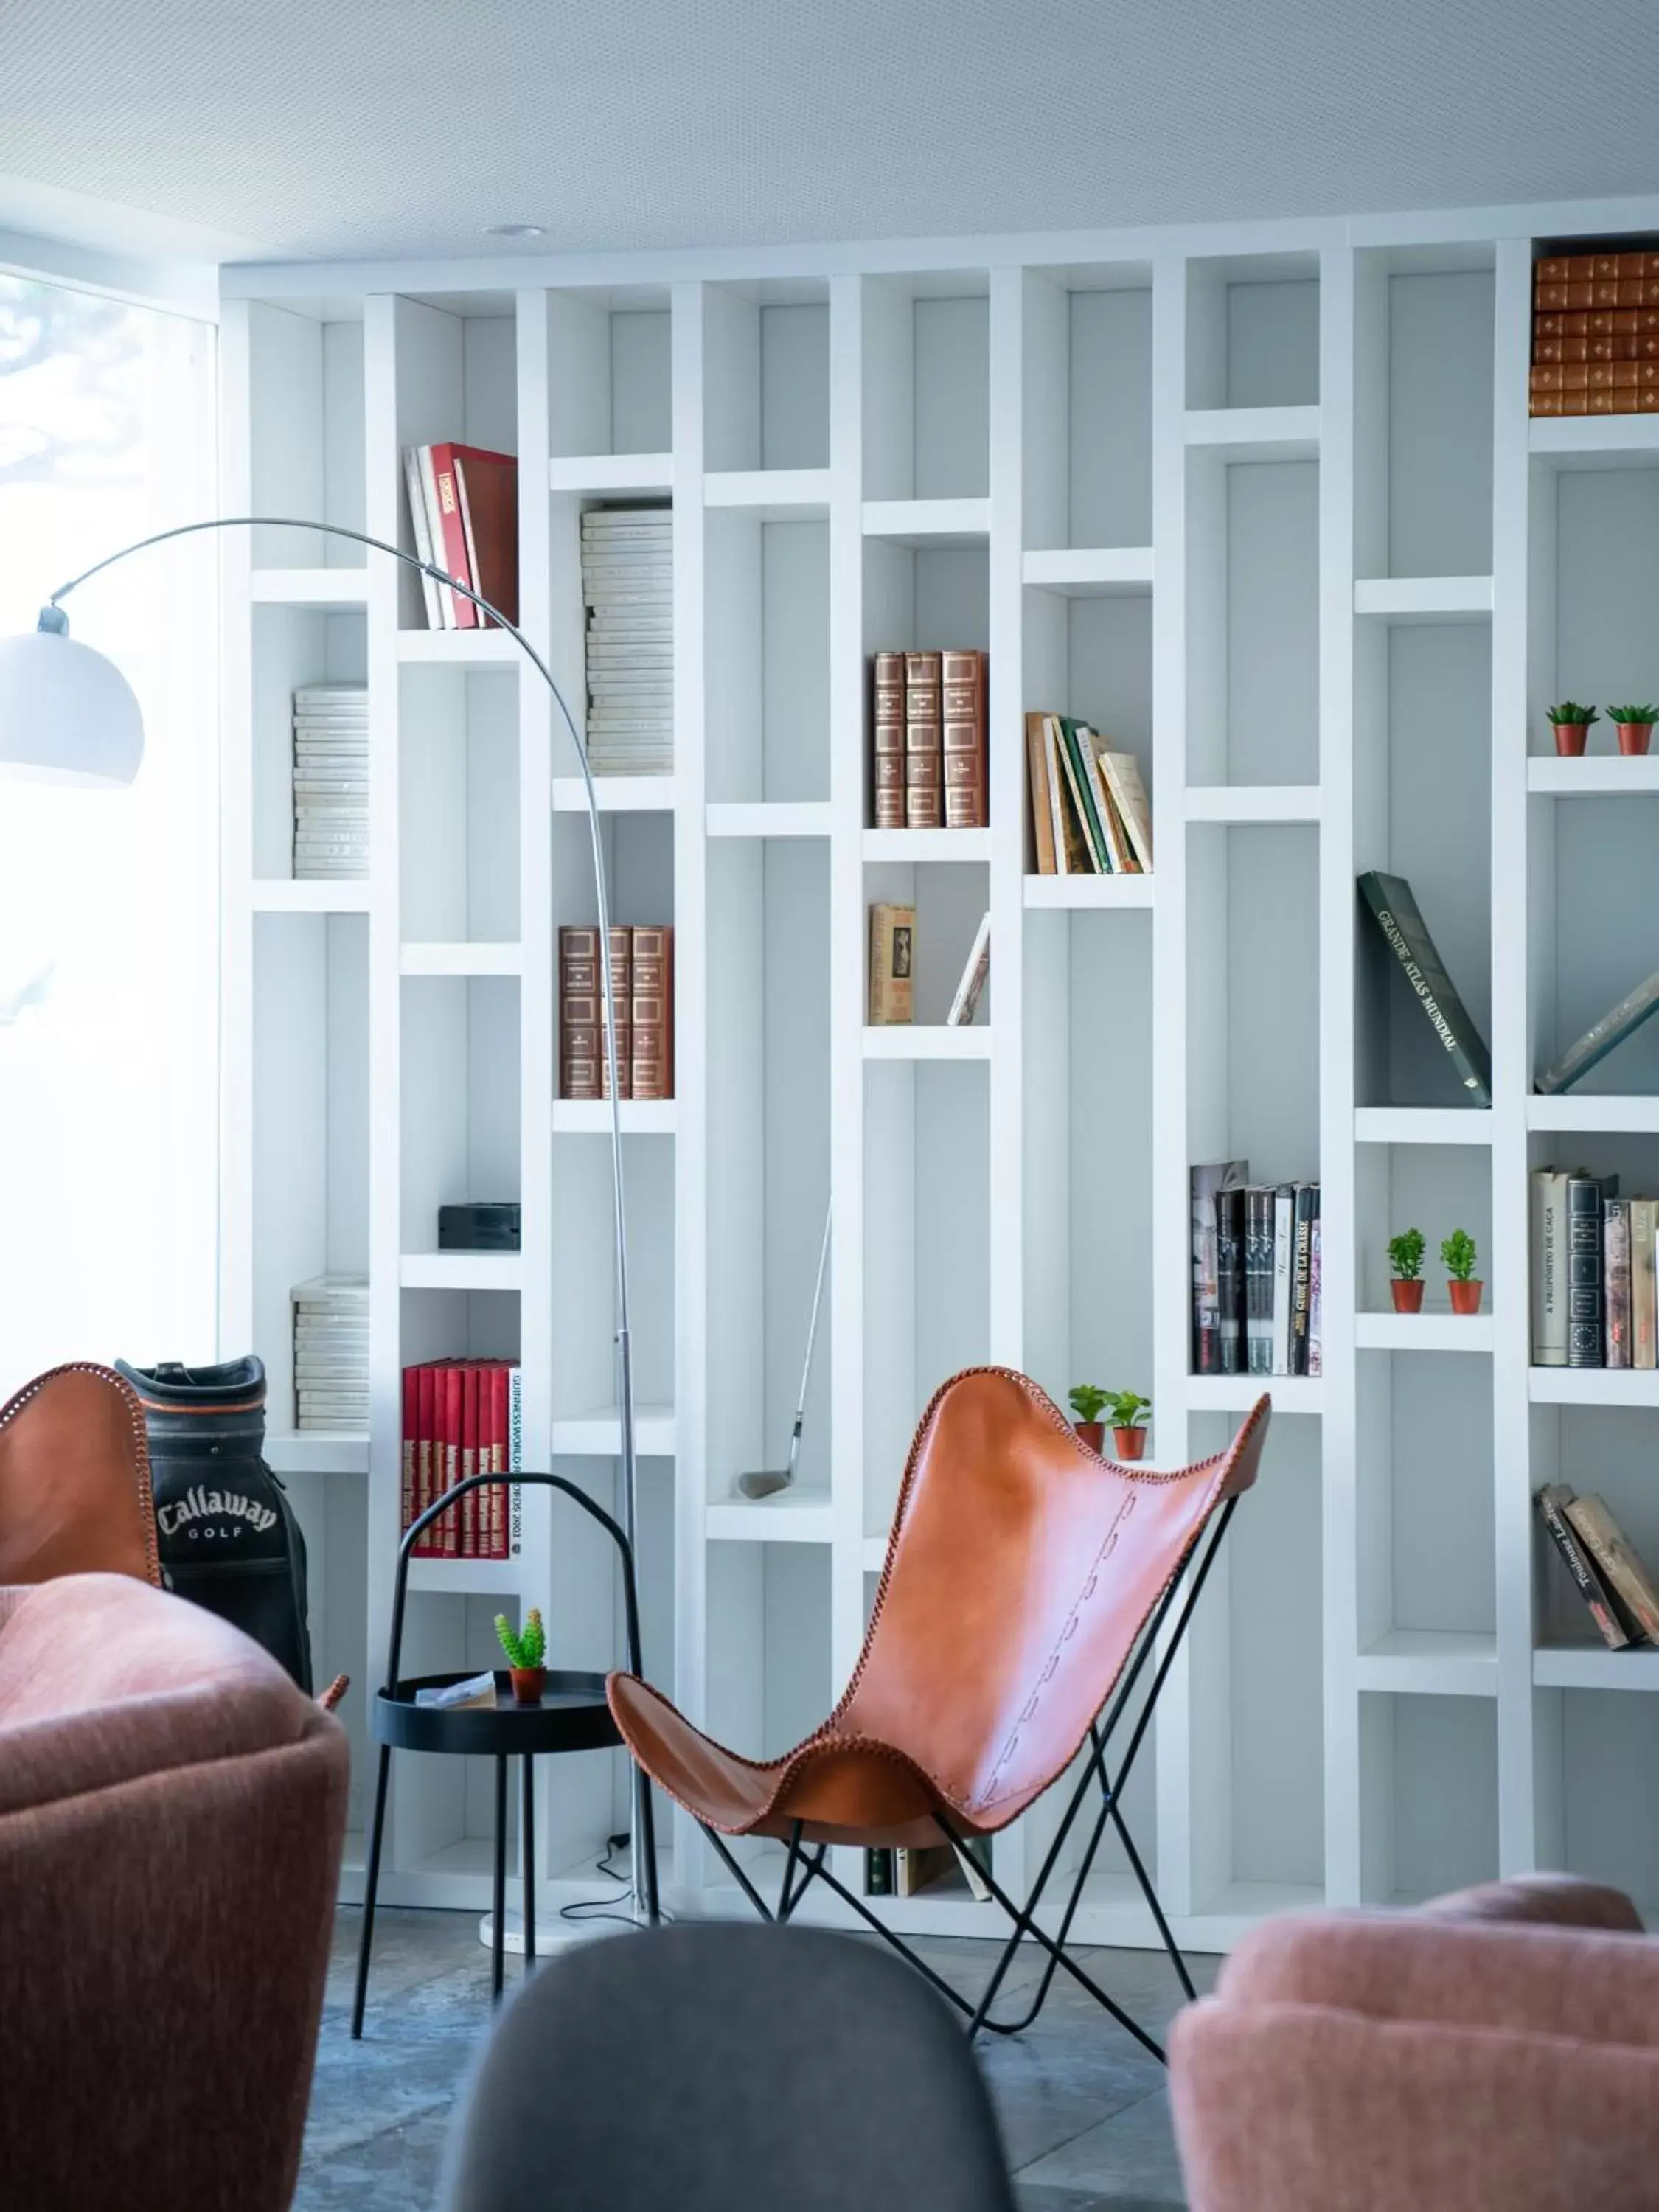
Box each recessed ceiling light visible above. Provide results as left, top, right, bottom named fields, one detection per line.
left=484, top=222, right=544, bottom=240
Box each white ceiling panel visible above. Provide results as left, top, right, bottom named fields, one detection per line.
left=1, top=0, right=1656, bottom=264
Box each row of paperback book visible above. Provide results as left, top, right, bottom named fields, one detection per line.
left=400, top=1360, right=523, bottom=1559
left=1025, top=713, right=1152, bottom=877
left=863, top=1837, right=992, bottom=1899
left=558, top=924, right=675, bottom=1099
left=1537, top=1483, right=1659, bottom=1650
left=1531, top=248, right=1659, bottom=417
left=870, top=650, right=987, bottom=830
left=402, top=442, right=519, bottom=627
left=1192, top=1165, right=1322, bottom=1378
left=292, top=684, right=367, bottom=880
left=583, top=504, right=672, bottom=775
left=1530, top=1171, right=1659, bottom=1369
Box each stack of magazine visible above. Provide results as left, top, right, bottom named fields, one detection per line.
left=582, top=504, right=672, bottom=773
left=291, top=1275, right=368, bottom=1433
left=292, top=685, right=367, bottom=880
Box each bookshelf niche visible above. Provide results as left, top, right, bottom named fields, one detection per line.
left=222, top=200, right=1659, bottom=1942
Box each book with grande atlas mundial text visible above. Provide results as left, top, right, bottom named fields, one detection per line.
left=1357, top=871, right=1492, bottom=1105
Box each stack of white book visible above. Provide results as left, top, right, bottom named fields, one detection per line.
left=582, top=505, right=672, bottom=773
left=293, top=684, right=368, bottom=879
left=291, top=1275, right=369, bottom=1432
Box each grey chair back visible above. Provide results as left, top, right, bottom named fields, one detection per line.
left=438, top=1921, right=1016, bottom=2211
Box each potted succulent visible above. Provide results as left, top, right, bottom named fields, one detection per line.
left=1608, top=703, right=1658, bottom=757
left=1441, top=1228, right=1483, bottom=1315
left=1068, top=1384, right=1107, bottom=1455
left=1387, top=1227, right=1426, bottom=1314
left=1103, top=1389, right=1152, bottom=1461
left=1546, top=700, right=1599, bottom=757
left=495, top=1607, right=547, bottom=1705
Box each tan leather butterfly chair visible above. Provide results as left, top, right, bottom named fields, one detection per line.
left=610, top=1367, right=1270, bottom=2057
left=0, top=1363, right=161, bottom=1587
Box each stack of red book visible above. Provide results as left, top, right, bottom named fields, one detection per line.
left=401, top=1360, right=521, bottom=1559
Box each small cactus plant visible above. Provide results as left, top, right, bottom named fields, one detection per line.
left=495, top=1607, right=546, bottom=1671
left=1546, top=701, right=1599, bottom=726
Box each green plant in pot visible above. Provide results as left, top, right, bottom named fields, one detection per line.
left=1441, top=1228, right=1482, bottom=1316
left=1546, top=700, right=1599, bottom=757
left=1387, top=1226, right=1426, bottom=1315
left=1102, top=1389, right=1152, bottom=1461
left=1607, top=703, right=1658, bottom=757
left=495, top=1607, right=547, bottom=1705
left=1068, top=1383, right=1108, bottom=1454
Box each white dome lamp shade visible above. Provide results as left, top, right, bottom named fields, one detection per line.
left=0, top=609, right=145, bottom=787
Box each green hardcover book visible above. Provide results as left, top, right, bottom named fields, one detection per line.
left=1057, top=716, right=1113, bottom=871
left=1358, top=871, right=1492, bottom=1105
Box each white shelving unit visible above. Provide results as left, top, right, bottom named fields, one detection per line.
left=220, top=195, right=1659, bottom=1944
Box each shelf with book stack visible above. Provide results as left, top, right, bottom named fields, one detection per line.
left=220, top=199, right=1659, bottom=1941
left=248, top=608, right=367, bottom=888
left=389, top=294, right=518, bottom=637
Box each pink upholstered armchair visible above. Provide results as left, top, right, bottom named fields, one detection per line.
left=1171, top=1874, right=1659, bottom=2211
left=0, top=1573, right=347, bottom=2211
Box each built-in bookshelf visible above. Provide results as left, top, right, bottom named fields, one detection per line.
left=220, top=199, right=1659, bottom=1946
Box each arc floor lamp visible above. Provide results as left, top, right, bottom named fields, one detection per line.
left=0, top=516, right=652, bottom=1916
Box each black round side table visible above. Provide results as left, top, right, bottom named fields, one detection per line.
left=349, top=1472, right=660, bottom=2040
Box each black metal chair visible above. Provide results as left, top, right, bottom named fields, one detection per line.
left=436, top=1921, right=1017, bottom=2212
left=351, top=1472, right=659, bottom=2037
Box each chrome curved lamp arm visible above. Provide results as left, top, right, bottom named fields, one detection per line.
left=41, top=511, right=647, bottom=1907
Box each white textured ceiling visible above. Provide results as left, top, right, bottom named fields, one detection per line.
left=2, top=0, right=1658, bottom=266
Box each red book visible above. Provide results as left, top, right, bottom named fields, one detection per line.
left=401, top=1367, right=417, bottom=1537
left=440, top=1363, right=463, bottom=1556
left=425, top=444, right=479, bottom=629
left=459, top=1364, right=479, bottom=1558
left=452, top=448, right=519, bottom=627
left=413, top=1364, right=437, bottom=1556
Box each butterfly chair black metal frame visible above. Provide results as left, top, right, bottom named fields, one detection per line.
left=608, top=1371, right=1270, bottom=2062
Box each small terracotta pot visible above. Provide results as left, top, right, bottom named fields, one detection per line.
left=1617, top=722, right=1655, bottom=756
left=1391, top=1279, right=1425, bottom=1314
left=1552, top=723, right=1589, bottom=757
left=1113, top=1426, right=1147, bottom=1461
left=1074, top=1420, right=1105, bottom=1455
left=1447, top=1279, right=1484, bottom=1315
left=509, top=1666, right=546, bottom=1705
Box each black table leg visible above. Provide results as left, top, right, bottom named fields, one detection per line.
left=491, top=1754, right=507, bottom=2002
left=350, top=1744, right=392, bottom=2041
left=522, top=1754, right=536, bottom=1966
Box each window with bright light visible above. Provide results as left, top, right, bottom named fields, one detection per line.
left=0, top=274, right=218, bottom=1396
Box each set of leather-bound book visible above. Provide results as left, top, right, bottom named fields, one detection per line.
left=1531, top=248, right=1659, bottom=417
left=557, top=925, right=675, bottom=1100
left=870, top=650, right=989, bottom=830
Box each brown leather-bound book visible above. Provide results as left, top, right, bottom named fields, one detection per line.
left=630, top=925, right=674, bottom=1100
left=872, top=651, right=906, bottom=830
left=1536, top=254, right=1593, bottom=286
left=1537, top=282, right=1594, bottom=312
left=1531, top=363, right=1590, bottom=392
left=451, top=446, right=520, bottom=627
left=599, top=924, right=633, bottom=1101
left=1535, top=310, right=1590, bottom=338
left=1590, top=336, right=1646, bottom=361
left=942, top=648, right=988, bottom=830
left=1529, top=392, right=1566, bottom=416
left=560, top=925, right=631, bottom=1100
left=904, top=651, right=943, bottom=830
left=1536, top=337, right=1590, bottom=364
left=560, top=925, right=599, bottom=1100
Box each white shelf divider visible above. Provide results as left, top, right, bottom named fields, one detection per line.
left=1353, top=574, right=1493, bottom=622
left=547, top=451, right=675, bottom=494
left=1021, top=546, right=1154, bottom=595
left=1354, top=1106, right=1494, bottom=1145
left=1183, top=405, right=1320, bottom=460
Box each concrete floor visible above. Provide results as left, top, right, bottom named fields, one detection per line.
left=299, top=1907, right=1217, bottom=2209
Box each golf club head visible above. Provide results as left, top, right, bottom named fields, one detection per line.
left=737, top=1467, right=793, bottom=1500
